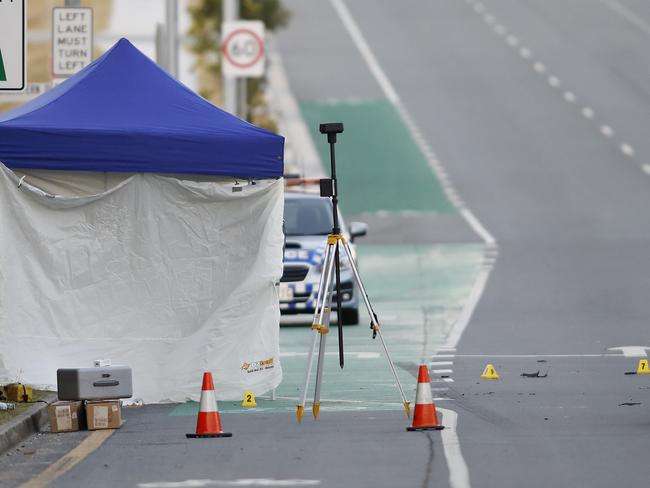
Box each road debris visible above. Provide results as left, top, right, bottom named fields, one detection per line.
left=521, top=371, right=548, bottom=378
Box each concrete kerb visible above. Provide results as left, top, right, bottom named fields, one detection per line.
left=0, top=393, right=57, bottom=455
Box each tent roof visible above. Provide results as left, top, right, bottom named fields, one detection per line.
left=0, top=39, right=284, bottom=178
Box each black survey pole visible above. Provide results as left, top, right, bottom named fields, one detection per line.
left=319, top=122, right=345, bottom=369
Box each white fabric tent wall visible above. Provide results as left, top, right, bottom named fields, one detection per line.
left=0, top=165, right=284, bottom=403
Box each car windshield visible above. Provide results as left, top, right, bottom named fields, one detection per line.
left=284, top=198, right=333, bottom=236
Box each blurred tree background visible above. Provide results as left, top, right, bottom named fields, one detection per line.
left=189, top=0, right=290, bottom=130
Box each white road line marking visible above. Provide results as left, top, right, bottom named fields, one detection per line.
left=642, top=164, right=650, bottom=175
left=582, top=107, right=595, bottom=119
left=334, top=8, right=495, bottom=442
left=621, top=143, right=635, bottom=157
left=280, top=351, right=380, bottom=359
left=600, top=0, right=650, bottom=36
left=451, top=353, right=620, bottom=358
left=533, top=61, right=546, bottom=74
left=329, top=0, right=399, bottom=104
left=600, top=125, right=614, bottom=137
left=548, top=76, right=560, bottom=88
left=465, top=0, right=646, bottom=193
left=443, top=378, right=455, bottom=383
left=432, top=369, right=454, bottom=374
left=506, top=35, right=518, bottom=47
left=563, top=91, right=576, bottom=103
left=432, top=387, right=450, bottom=391
left=331, top=0, right=497, bottom=251
left=138, top=480, right=322, bottom=487
left=444, top=264, right=493, bottom=349
left=607, top=346, right=649, bottom=357
left=430, top=361, right=454, bottom=366
left=274, top=396, right=405, bottom=406
left=435, top=354, right=456, bottom=358
left=460, top=208, right=496, bottom=245
left=439, top=408, right=471, bottom=488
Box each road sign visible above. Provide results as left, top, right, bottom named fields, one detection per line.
left=221, top=21, right=265, bottom=78
left=0, top=82, right=53, bottom=103
left=52, top=7, right=93, bottom=77
left=0, top=0, right=26, bottom=91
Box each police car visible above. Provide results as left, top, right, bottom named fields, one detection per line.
left=280, top=189, right=367, bottom=324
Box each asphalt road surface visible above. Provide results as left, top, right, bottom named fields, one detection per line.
left=4, top=1, right=650, bottom=487
left=281, top=0, right=650, bottom=486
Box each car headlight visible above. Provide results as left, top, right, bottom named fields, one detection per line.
left=316, top=254, right=351, bottom=273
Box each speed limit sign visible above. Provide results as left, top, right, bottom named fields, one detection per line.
left=222, top=21, right=265, bottom=78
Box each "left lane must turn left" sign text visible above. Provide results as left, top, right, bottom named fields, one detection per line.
left=52, top=7, right=93, bottom=77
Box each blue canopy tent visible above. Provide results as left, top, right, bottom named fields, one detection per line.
left=0, top=39, right=286, bottom=403
left=0, top=38, right=284, bottom=177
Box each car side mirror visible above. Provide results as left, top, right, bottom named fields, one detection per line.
left=349, top=222, right=368, bottom=243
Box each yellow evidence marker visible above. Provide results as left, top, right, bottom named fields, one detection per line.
left=480, top=364, right=500, bottom=379
left=636, top=359, right=650, bottom=375
left=242, top=391, right=257, bottom=407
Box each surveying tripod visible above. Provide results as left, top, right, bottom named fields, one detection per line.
left=296, top=123, right=411, bottom=423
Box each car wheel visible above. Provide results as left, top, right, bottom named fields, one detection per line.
left=341, top=308, right=359, bottom=325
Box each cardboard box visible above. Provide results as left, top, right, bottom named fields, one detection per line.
left=48, top=401, right=85, bottom=433
left=86, top=400, right=122, bottom=430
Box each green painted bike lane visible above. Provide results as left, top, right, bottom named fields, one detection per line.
left=300, top=99, right=454, bottom=215
left=172, top=98, right=484, bottom=417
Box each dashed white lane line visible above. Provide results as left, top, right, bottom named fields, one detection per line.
left=450, top=353, right=618, bottom=358
left=621, top=143, right=635, bottom=157
left=600, top=125, right=614, bottom=137
left=564, top=91, right=576, bottom=103
left=432, top=369, right=454, bottom=374
left=430, top=361, right=454, bottom=366
left=494, top=24, right=506, bottom=35
left=332, top=0, right=495, bottom=252
left=600, top=0, right=650, bottom=36
left=465, top=0, right=646, bottom=176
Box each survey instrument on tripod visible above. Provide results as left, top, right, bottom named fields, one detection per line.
left=295, top=122, right=411, bottom=423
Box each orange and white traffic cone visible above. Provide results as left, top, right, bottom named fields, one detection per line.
left=186, top=372, right=232, bottom=438
left=407, top=364, right=444, bottom=431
